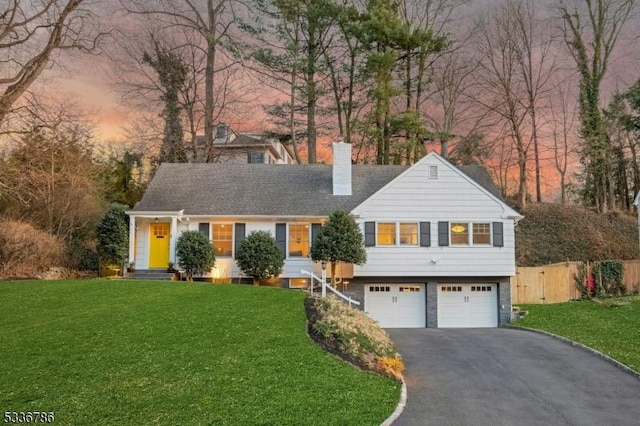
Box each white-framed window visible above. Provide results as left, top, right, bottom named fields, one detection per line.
left=450, top=222, right=469, bottom=245
left=377, top=223, right=396, bottom=245
left=473, top=223, right=491, bottom=245
left=450, top=222, right=492, bottom=246
left=399, top=223, right=418, bottom=245
left=212, top=224, right=233, bottom=257
left=429, top=165, right=438, bottom=179
left=289, top=224, right=310, bottom=257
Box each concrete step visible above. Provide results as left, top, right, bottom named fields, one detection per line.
left=126, top=269, right=177, bottom=281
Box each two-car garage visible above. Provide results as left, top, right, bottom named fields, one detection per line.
left=364, top=283, right=499, bottom=328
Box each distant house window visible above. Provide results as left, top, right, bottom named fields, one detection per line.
left=216, top=125, right=227, bottom=139
left=473, top=223, right=491, bottom=245
left=429, top=165, right=438, bottom=179
left=289, top=224, right=310, bottom=257
left=450, top=222, right=469, bottom=245
left=213, top=224, right=233, bottom=257
left=377, top=223, right=396, bottom=245
left=399, top=223, right=418, bottom=245
left=248, top=151, right=264, bottom=163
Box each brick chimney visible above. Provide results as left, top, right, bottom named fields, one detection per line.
left=332, top=141, right=352, bottom=196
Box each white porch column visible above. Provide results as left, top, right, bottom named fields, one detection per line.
left=170, top=216, right=178, bottom=263
left=128, top=216, right=136, bottom=265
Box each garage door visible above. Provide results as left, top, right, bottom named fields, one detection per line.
left=365, top=284, right=425, bottom=328
left=438, top=284, right=498, bottom=328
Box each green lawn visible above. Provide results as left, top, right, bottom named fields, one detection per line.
left=515, top=296, right=640, bottom=372
left=0, top=280, right=400, bottom=425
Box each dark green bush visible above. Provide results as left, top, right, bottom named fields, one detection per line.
left=235, top=231, right=284, bottom=285
left=176, top=230, right=215, bottom=281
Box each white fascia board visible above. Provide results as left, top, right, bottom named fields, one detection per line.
left=634, top=191, right=640, bottom=206
left=182, top=215, right=329, bottom=221
left=125, top=210, right=184, bottom=218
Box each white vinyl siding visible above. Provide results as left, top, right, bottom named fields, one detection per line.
left=352, top=155, right=518, bottom=277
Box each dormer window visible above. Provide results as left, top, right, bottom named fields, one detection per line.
left=216, top=124, right=228, bottom=139
left=248, top=151, right=264, bottom=163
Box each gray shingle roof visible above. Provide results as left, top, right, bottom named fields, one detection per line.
left=131, top=162, right=502, bottom=216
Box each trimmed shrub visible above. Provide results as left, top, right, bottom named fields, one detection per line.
left=307, top=295, right=404, bottom=380
left=96, top=203, right=129, bottom=268
left=0, top=220, right=62, bottom=279
left=235, top=231, right=285, bottom=285
left=176, top=230, right=215, bottom=281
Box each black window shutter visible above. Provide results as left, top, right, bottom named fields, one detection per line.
left=199, top=223, right=210, bottom=239
left=493, top=222, right=504, bottom=247
left=275, top=223, right=287, bottom=255
left=420, top=222, right=431, bottom=247
left=438, top=221, right=449, bottom=246
left=364, top=222, right=375, bottom=247
left=234, top=223, right=246, bottom=256
left=311, top=223, right=322, bottom=243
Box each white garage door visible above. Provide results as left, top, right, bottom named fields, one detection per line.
left=438, top=284, right=498, bottom=328
left=365, top=284, right=426, bottom=328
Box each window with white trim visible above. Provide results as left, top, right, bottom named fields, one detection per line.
left=289, top=224, right=310, bottom=257
left=473, top=223, right=491, bottom=245
left=450, top=222, right=492, bottom=246
left=377, top=223, right=396, bottom=245
left=212, top=224, right=233, bottom=257
left=450, top=222, right=469, bottom=245
left=399, top=223, right=418, bottom=245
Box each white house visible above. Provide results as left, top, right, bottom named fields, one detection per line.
left=127, top=142, right=522, bottom=328
left=186, top=123, right=295, bottom=164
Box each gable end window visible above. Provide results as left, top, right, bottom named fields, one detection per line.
left=449, top=222, right=493, bottom=246
left=377, top=223, right=396, bottom=245
left=399, top=223, right=418, bottom=245
left=473, top=223, right=491, bottom=245
left=429, top=165, right=438, bottom=179
left=450, top=222, right=469, bottom=245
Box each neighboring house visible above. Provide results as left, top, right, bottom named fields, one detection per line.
left=127, top=142, right=523, bottom=328
left=186, top=123, right=295, bottom=164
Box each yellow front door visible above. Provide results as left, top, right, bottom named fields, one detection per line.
left=149, top=223, right=170, bottom=268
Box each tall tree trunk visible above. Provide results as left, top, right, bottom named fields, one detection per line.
left=204, top=0, right=217, bottom=163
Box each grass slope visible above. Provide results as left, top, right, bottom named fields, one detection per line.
left=515, top=296, right=640, bottom=372
left=0, top=280, right=399, bottom=425
left=516, top=203, right=638, bottom=266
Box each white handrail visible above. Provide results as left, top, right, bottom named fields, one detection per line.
left=300, top=269, right=361, bottom=307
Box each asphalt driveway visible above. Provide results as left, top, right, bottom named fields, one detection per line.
left=388, top=328, right=640, bottom=426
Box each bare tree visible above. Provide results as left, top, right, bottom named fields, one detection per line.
left=472, top=0, right=558, bottom=208
left=511, top=0, right=558, bottom=202
left=550, top=81, right=578, bottom=205
left=557, top=0, right=637, bottom=212
left=0, top=0, right=102, bottom=124
left=121, top=0, right=239, bottom=162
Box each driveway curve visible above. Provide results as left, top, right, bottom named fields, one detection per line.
left=388, top=328, right=640, bottom=426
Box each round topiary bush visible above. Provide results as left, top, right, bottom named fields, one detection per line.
left=176, top=230, right=215, bottom=281
left=235, top=230, right=284, bottom=285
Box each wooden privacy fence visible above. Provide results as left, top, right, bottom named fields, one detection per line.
left=511, top=260, right=640, bottom=304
